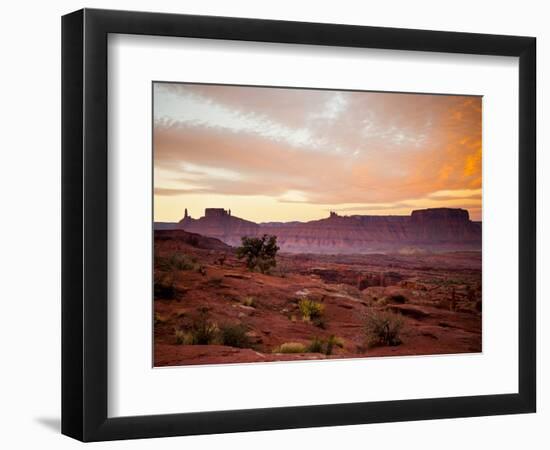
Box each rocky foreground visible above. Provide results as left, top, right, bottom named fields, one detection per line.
left=154, top=230, right=482, bottom=367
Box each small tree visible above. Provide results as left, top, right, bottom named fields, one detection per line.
left=237, top=234, right=279, bottom=274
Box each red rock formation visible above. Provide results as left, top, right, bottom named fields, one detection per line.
left=409, top=208, right=478, bottom=242
left=155, top=229, right=231, bottom=251
left=177, top=208, right=259, bottom=247
left=156, top=207, right=481, bottom=254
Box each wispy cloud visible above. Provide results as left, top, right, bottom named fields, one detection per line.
left=153, top=83, right=482, bottom=222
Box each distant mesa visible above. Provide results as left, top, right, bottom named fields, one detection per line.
left=155, top=207, right=481, bottom=254
left=411, top=207, right=469, bottom=222
left=204, top=208, right=231, bottom=218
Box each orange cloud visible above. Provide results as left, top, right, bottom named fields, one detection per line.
left=153, top=83, right=482, bottom=222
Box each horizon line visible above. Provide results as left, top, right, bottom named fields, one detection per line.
left=155, top=206, right=482, bottom=224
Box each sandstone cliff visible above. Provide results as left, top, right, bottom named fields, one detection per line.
left=154, top=207, right=481, bottom=254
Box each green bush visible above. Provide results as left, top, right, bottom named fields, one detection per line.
left=180, top=308, right=219, bottom=345
left=306, top=337, right=324, bottom=353
left=306, top=335, right=344, bottom=355
left=237, top=234, right=279, bottom=274
left=324, top=335, right=344, bottom=356
left=298, top=298, right=325, bottom=322
left=219, top=323, right=251, bottom=348
left=156, top=253, right=197, bottom=271
left=364, top=309, right=404, bottom=347
left=175, top=310, right=254, bottom=349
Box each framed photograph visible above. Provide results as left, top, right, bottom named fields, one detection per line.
left=62, top=8, right=536, bottom=441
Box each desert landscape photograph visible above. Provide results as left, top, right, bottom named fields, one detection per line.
left=153, top=82, right=482, bottom=367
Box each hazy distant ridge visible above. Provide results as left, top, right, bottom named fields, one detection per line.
left=155, top=207, right=481, bottom=254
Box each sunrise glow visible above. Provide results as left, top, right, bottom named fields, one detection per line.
left=153, top=83, right=482, bottom=222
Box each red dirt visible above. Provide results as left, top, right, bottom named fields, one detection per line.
left=154, top=230, right=481, bottom=367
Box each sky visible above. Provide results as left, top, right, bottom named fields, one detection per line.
left=153, top=83, right=482, bottom=223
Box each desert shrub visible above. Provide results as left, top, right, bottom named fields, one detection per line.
left=298, top=298, right=324, bottom=322
left=306, top=335, right=344, bottom=355
left=174, top=328, right=194, bottom=345
left=156, top=253, right=197, bottom=271
left=324, top=335, right=344, bottom=356
left=241, top=296, right=256, bottom=307
left=181, top=308, right=219, bottom=345
left=174, top=329, right=184, bottom=345
left=154, top=271, right=177, bottom=299
left=237, top=234, right=279, bottom=274
left=363, top=309, right=404, bottom=347
left=191, top=316, right=218, bottom=344
left=219, top=323, right=251, bottom=348
left=275, top=342, right=307, bottom=353
left=170, top=253, right=197, bottom=270
left=307, top=337, right=324, bottom=353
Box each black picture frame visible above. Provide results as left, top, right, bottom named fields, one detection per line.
left=61, top=8, right=536, bottom=442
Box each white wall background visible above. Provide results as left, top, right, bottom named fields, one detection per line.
left=0, top=0, right=546, bottom=448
